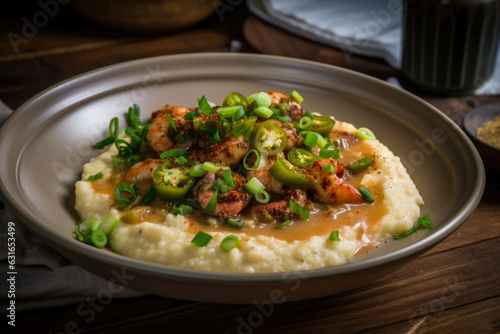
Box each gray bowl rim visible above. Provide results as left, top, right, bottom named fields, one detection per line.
left=0, top=52, right=485, bottom=284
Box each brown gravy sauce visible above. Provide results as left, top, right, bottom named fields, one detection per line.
left=91, top=140, right=384, bottom=253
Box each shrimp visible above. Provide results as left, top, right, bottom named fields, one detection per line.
left=197, top=171, right=251, bottom=218
left=123, top=158, right=162, bottom=196
left=190, top=134, right=250, bottom=166
left=308, top=158, right=363, bottom=204
left=277, top=122, right=300, bottom=151
left=267, top=91, right=287, bottom=107
left=246, top=155, right=283, bottom=194
left=147, top=105, right=196, bottom=155
left=247, top=155, right=308, bottom=221
left=253, top=185, right=307, bottom=222
left=267, top=91, right=305, bottom=122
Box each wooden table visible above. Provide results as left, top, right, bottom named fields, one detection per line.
left=1, top=3, right=499, bottom=333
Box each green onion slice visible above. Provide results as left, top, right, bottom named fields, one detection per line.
left=142, top=186, right=158, bottom=205
left=394, top=213, right=432, bottom=240
left=203, top=189, right=219, bottom=215
left=91, top=230, right=108, bottom=248
left=348, top=156, right=373, bottom=173
left=243, top=149, right=260, bottom=170
left=227, top=218, right=244, bottom=228
left=189, top=163, right=207, bottom=177
left=100, top=216, right=119, bottom=235
left=290, top=199, right=310, bottom=219
left=303, top=131, right=318, bottom=148
left=354, top=127, right=376, bottom=140
left=191, top=231, right=212, bottom=247
left=255, top=92, right=272, bottom=107
left=220, top=235, right=239, bottom=252
left=278, top=220, right=292, bottom=229
left=171, top=204, right=194, bottom=216
left=202, top=161, right=220, bottom=173
left=86, top=172, right=104, bottom=181
left=109, top=117, right=119, bottom=137
left=255, top=190, right=271, bottom=204
left=253, top=106, right=274, bottom=119
left=164, top=114, right=177, bottom=132
left=289, top=90, right=304, bottom=103
left=321, top=164, right=336, bottom=174
left=222, top=169, right=236, bottom=188
left=127, top=104, right=141, bottom=129
left=328, top=230, right=341, bottom=241
left=359, top=187, right=375, bottom=203
left=319, top=143, right=340, bottom=160
left=298, top=117, right=312, bottom=129
left=115, top=182, right=137, bottom=205
left=198, top=95, right=214, bottom=115
left=95, top=136, right=117, bottom=149
left=184, top=109, right=201, bottom=121
left=244, top=177, right=265, bottom=195
left=160, top=148, right=187, bottom=159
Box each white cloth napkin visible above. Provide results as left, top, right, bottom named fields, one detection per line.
left=254, top=0, right=500, bottom=95
left=0, top=103, right=145, bottom=313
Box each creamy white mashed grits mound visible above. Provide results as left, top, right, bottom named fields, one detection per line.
left=75, top=122, right=423, bottom=273
left=109, top=215, right=359, bottom=272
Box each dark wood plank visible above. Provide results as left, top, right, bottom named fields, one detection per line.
left=369, top=296, right=500, bottom=334
left=15, top=235, right=500, bottom=333
left=243, top=15, right=396, bottom=81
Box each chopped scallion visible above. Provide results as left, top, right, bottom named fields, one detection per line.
left=394, top=213, right=432, bottom=240
left=191, top=231, right=212, bottom=247
left=354, top=127, right=376, bottom=140
left=255, top=92, right=272, bottom=107
left=253, top=106, right=273, bottom=119
left=160, top=148, right=187, bottom=159
left=227, top=218, right=244, bottom=228
left=289, top=90, right=304, bottom=103
left=90, top=230, right=108, bottom=248
left=198, top=95, right=214, bottom=115
left=86, top=172, right=104, bottom=181
left=109, top=117, right=119, bottom=137
left=278, top=220, right=292, bottom=229
left=255, top=190, right=271, bottom=203
left=189, top=163, right=207, bottom=177
left=222, top=169, right=236, bottom=188
left=348, top=156, right=373, bottom=173
left=328, top=230, right=341, bottom=241
left=243, top=149, right=260, bottom=170
left=303, top=131, right=318, bottom=148
left=176, top=155, right=188, bottom=166
left=100, top=216, right=119, bottom=235
left=163, top=114, right=177, bottom=132
left=359, top=187, right=374, bottom=203
left=220, top=235, right=239, bottom=252
left=321, top=164, right=336, bottom=173
left=115, top=182, right=137, bottom=205
left=95, top=136, right=117, bottom=149
left=290, top=199, right=310, bottom=219
left=244, top=177, right=265, bottom=195
left=319, top=143, right=340, bottom=159
left=298, top=117, right=312, bottom=129
left=183, top=109, right=201, bottom=121
left=172, top=204, right=193, bottom=216
left=202, top=161, right=220, bottom=172
left=203, top=189, right=219, bottom=215
left=142, top=186, right=157, bottom=205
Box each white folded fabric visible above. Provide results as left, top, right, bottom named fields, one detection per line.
left=254, top=0, right=500, bottom=95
